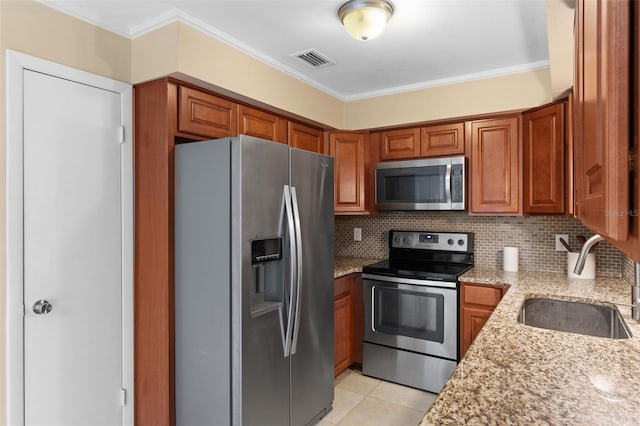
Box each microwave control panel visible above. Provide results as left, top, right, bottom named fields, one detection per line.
left=390, top=230, right=471, bottom=253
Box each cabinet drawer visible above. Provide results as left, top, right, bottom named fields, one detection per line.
left=463, top=284, right=502, bottom=307
left=178, top=86, right=236, bottom=139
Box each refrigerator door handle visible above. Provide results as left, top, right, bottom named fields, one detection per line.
left=282, top=185, right=297, bottom=358
left=290, top=186, right=303, bottom=354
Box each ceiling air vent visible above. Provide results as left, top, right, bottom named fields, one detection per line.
left=291, top=49, right=336, bottom=69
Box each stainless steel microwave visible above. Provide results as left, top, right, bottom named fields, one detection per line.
left=375, top=156, right=465, bottom=210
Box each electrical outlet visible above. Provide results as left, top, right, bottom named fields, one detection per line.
left=555, top=234, right=569, bottom=251
left=354, top=228, right=362, bottom=241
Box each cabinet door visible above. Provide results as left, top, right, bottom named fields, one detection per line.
left=288, top=121, right=324, bottom=153
left=334, top=294, right=351, bottom=377
left=379, top=128, right=420, bottom=160
left=420, top=122, right=465, bottom=157
left=460, top=283, right=505, bottom=358
left=178, top=86, right=236, bottom=139
left=470, top=116, right=521, bottom=215
left=330, top=132, right=367, bottom=214
left=237, top=105, right=287, bottom=143
left=523, top=102, right=565, bottom=214
left=350, top=274, right=363, bottom=366
left=574, top=0, right=630, bottom=241
left=460, top=307, right=492, bottom=358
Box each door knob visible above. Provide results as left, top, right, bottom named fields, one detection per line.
left=33, top=299, right=53, bottom=315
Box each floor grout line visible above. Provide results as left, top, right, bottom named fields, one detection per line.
left=330, top=369, right=436, bottom=426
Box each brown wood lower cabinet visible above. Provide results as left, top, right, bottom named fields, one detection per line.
left=334, top=292, right=351, bottom=376
left=334, top=273, right=364, bottom=376
left=350, top=274, right=364, bottom=365
left=460, top=282, right=507, bottom=358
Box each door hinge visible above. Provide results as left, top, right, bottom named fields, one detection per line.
left=120, top=388, right=127, bottom=406
left=118, top=126, right=125, bottom=144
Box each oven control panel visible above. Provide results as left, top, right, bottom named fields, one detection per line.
left=390, top=230, right=471, bottom=252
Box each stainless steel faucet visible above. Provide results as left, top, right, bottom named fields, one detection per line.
left=573, top=234, right=603, bottom=275
left=573, top=234, right=640, bottom=322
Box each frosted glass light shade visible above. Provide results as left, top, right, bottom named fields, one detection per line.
left=339, top=0, right=393, bottom=41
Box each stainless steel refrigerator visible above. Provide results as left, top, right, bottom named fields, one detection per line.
left=174, top=135, right=335, bottom=426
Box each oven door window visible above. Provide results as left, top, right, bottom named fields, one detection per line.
left=373, top=286, right=445, bottom=343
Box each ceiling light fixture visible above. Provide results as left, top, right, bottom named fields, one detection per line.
left=338, top=0, right=394, bottom=41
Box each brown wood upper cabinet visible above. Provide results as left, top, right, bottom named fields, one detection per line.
left=379, top=123, right=465, bottom=161
left=288, top=121, right=325, bottom=153
left=330, top=132, right=368, bottom=214
left=379, top=128, right=420, bottom=160
left=237, top=105, right=287, bottom=144
left=523, top=101, right=566, bottom=215
left=420, top=122, right=465, bottom=157
left=469, top=116, right=522, bottom=215
left=178, top=86, right=236, bottom=139
left=573, top=0, right=630, bottom=241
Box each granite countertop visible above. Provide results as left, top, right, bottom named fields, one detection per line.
left=334, top=256, right=382, bottom=278
left=421, top=267, right=640, bottom=425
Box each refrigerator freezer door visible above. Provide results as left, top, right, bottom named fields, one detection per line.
left=175, top=139, right=233, bottom=426
left=234, top=136, right=292, bottom=426
left=289, top=148, right=335, bottom=425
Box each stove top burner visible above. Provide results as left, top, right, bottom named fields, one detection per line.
left=362, top=259, right=473, bottom=282
left=362, top=230, right=474, bottom=282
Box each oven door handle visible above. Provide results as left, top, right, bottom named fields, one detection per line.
left=371, top=285, right=377, bottom=333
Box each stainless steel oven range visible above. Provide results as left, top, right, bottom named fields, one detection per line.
left=361, top=230, right=474, bottom=394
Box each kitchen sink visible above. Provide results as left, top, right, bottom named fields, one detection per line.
left=517, top=297, right=632, bottom=339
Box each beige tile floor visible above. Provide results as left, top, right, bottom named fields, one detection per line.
left=318, top=369, right=437, bottom=426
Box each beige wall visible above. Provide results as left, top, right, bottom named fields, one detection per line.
left=546, top=0, right=575, bottom=99
left=132, top=22, right=555, bottom=131
left=344, top=68, right=553, bottom=130
left=132, top=22, right=347, bottom=129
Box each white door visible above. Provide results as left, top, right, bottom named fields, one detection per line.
left=6, top=52, right=133, bottom=426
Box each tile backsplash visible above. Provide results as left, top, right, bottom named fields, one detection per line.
left=335, top=212, right=623, bottom=277
left=622, top=254, right=635, bottom=285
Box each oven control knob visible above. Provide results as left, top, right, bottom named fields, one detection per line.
left=447, top=239, right=454, bottom=245
left=403, top=237, right=410, bottom=245
left=458, top=239, right=464, bottom=246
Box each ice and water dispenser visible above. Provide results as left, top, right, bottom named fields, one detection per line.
left=250, top=237, right=285, bottom=317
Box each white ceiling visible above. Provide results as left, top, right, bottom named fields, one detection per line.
left=40, top=0, right=550, bottom=101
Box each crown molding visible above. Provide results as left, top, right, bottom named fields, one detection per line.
left=341, top=60, right=551, bottom=101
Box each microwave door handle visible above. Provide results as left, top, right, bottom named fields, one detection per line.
left=445, top=164, right=452, bottom=205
